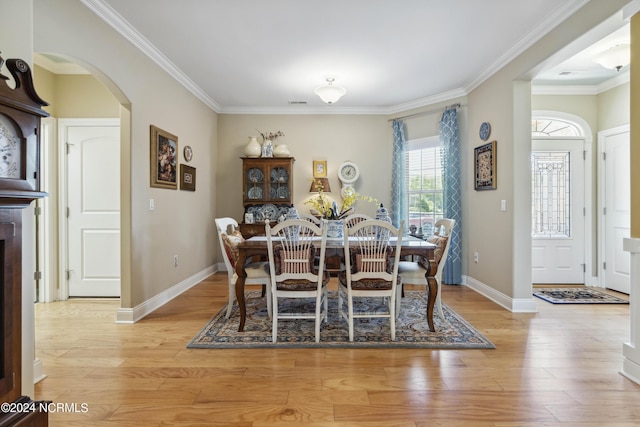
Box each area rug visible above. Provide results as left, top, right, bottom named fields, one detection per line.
left=188, top=290, right=495, bottom=349
left=533, top=287, right=629, bottom=304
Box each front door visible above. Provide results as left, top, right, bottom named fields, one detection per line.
left=531, top=138, right=585, bottom=284
left=64, top=120, right=120, bottom=297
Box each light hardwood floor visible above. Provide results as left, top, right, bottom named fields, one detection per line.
left=34, top=273, right=640, bottom=426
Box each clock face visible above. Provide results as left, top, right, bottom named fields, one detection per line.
left=338, top=161, right=359, bottom=184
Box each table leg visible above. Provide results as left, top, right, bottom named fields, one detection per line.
left=235, top=253, right=248, bottom=332
left=426, top=276, right=437, bottom=332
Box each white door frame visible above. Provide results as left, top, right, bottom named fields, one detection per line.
left=38, top=117, right=56, bottom=303
left=58, top=118, right=120, bottom=300
left=597, top=124, right=630, bottom=289
left=532, top=111, right=594, bottom=286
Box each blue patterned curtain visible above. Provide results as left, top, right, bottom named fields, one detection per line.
left=439, top=108, right=462, bottom=284
left=391, top=120, right=407, bottom=229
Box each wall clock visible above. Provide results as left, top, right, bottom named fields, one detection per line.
left=479, top=122, right=491, bottom=141
left=338, top=161, right=359, bottom=184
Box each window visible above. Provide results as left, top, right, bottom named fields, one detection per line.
left=532, top=118, right=580, bottom=137
left=405, top=136, right=443, bottom=237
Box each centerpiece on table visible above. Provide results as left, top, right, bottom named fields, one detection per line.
left=305, top=179, right=377, bottom=238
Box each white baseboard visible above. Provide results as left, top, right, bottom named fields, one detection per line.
left=33, top=358, right=46, bottom=384
left=463, top=275, right=538, bottom=313
left=116, top=265, right=218, bottom=323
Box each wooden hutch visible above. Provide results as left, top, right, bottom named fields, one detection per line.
left=0, top=53, right=50, bottom=426
left=239, top=157, right=294, bottom=238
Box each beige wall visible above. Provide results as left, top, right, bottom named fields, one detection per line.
left=34, top=65, right=120, bottom=118
left=34, top=0, right=218, bottom=307
left=466, top=0, right=629, bottom=300
left=598, top=82, right=630, bottom=130
left=217, top=114, right=391, bottom=222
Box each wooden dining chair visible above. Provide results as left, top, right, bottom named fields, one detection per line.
left=397, top=218, right=456, bottom=320
left=343, top=213, right=371, bottom=228
left=215, top=217, right=271, bottom=319
left=339, top=219, right=404, bottom=341
left=298, top=212, right=321, bottom=225
left=266, top=218, right=329, bottom=343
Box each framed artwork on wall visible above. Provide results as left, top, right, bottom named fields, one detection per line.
left=313, top=160, right=327, bottom=178
left=150, top=125, right=178, bottom=189
left=474, top=140, right=497, bottom=190
left=180, top=164, right=196, bottom=191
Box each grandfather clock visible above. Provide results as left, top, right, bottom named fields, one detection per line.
left=0, top=53, right=49, bottom=426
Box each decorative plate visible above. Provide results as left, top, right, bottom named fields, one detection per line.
left=247, top=186, right=263, bottom=199
left=262, top=204, right=279, bottom=220
left=248, top=168, right=264, bottom=183
left=183, top=145, right=193, bottom=162
left=277, top=186, right=289, bottom=199
left=270, top=168, right=288, bottom=183
left=479, top=122, right=491, bottom=141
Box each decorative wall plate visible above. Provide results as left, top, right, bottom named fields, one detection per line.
left=183, top=145, right=193, bottom=162
left=479, top=122, right=491, bottom=141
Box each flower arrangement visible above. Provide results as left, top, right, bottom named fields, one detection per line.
left=257, top=130, right=284, bottom=141
left=305, top=179, right=377, bottom=220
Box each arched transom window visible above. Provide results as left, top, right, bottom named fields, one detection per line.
left=531, top=119, right=580, bottom=137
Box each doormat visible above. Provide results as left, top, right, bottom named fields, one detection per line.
left=188, top=290, right=495, bottom=349
left=533, top=287, right=629, bottom=304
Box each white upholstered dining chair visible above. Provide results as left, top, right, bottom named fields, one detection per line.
left=215, top=217, right=271, bottom=319
left=339, top=219, right=404, bottom=341
left=397, top=218, right=456, bottom=320
left=266, top=218, right=329, bottom=343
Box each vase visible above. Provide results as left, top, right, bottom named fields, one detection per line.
left=244, top=136, right=261, bottom=158
left=273, top=144, right=290, bottom=157
left=326, top=220, right=344, bottom=239
left=261, top=139, right=273, bottom=157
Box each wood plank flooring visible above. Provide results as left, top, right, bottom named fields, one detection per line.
left=34, top=273, right=639, bottom=426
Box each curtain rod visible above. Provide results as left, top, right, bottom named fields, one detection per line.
left=388, top=102, right=461, bottom=122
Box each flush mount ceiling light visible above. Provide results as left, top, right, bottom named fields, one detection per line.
left=314, top=78, right=346, bottom=104
left=593, top=43, right=630, bottom=71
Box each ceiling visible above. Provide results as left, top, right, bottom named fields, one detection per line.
left=36, top=0, right=630, bottom=114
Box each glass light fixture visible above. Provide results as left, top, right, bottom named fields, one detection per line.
left=314, top=78, right=346, bottom=104
left=593, top=44, right=630, bottom=71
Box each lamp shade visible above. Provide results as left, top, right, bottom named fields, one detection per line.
left=314, top=78, right=346, bottom=104
left=593, top=44, right=630, bottom=71
left=310, top=177, right=331, bottom=193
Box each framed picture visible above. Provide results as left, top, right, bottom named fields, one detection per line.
left=150, top=125, right=178, bottom=189
left=180, top=164, right=196, bottom=191
left=313, top=160, right=327, bottom=178
left=474, top=140, right=497, bottom=190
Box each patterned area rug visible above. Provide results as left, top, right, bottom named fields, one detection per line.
left=533, top=287, right=629, bottom=304
left=188, top=290, right=495, bottom=349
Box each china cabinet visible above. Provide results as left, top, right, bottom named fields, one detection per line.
left=0, top=53, right=49, bottom=426
left=239, top=157, right=294, bottom=237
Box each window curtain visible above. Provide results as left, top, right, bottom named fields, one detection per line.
left=439, top=108, right=462, bottom=284
left=391, top=120, right=407, bottom=229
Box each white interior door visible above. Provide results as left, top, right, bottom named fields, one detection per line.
left=531, top=139, right=585, bottom=284
left=65, top=121, right=120, bottom=297
left=602, top=127, right=630, bottom=294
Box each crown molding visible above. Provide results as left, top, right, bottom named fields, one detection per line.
left=532, top=70, right=629, bottom=95
left=33, top=53, right=90, bottom=75
left=80, top=0, right=222, bottom=113
left=464, top=0, right=589, bottom=94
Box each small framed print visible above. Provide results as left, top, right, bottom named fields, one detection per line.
left=474, top=141, right=497, bottom=191
left=313, top=160, right=327, bottom=178
left=244, top=213, right=254, bottom=224
left=180, top=164, right=196, bottom=191
left=150, top=125, right=178, bottom=189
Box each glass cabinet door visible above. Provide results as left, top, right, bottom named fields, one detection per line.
left=245, top=166, right=265, bottom=201
left=269, top=166, right=290, bottom=201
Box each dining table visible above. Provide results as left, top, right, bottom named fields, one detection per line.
left=234, top=234, right=437, bottom=332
